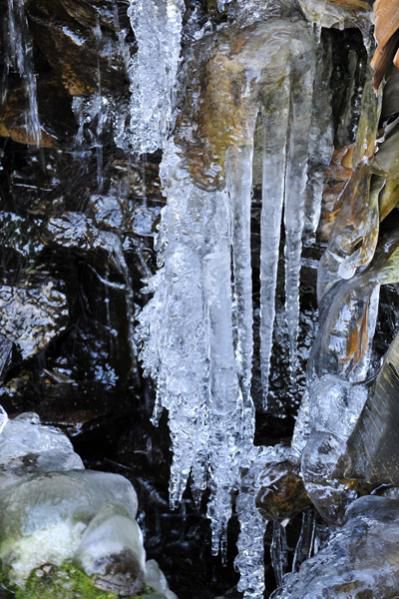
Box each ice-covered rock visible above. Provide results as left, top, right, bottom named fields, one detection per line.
left=144, top=560, right=177, bottom=599
left=256, top=447, right=309, bottom=521
left=0, top=282, right=68, bottom=360
left=0, top=470, right=140, bottom=587
left=0, top=412, right=174, bottom=598
left=0, top=412, right=83, bottom=488
left=273, top=495, right=399, bottom=598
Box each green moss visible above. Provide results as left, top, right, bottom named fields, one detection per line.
left=0, top=562, right=162, bottom=599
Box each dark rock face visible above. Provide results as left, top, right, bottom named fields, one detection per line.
left=26, top=0, right=130, bottom=96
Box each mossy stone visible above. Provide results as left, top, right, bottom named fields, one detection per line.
left=1, top=563, right=163, bottom=599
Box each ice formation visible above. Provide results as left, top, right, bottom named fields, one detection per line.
left=0, top=412, right=176, bottom=597
left=0, top=406, right=8, bottom=436
left=126, top=0, right=185, bottom=154
left=138, top=15, right=334, bottom=596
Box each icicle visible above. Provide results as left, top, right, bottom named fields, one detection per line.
left=271, top=521, right=289, bottom=588
left=303, top=37, right=334, bottom=240
left=137, top=14, right=320, bottom=572
left=94, top=18, right=105, bottom=191
left=259, top=75, right=291, bottom=409
left=226, top=143, right=256, bottom=434
left=0, top=405, right=8, bottom=435
left=126, top=0, right=184, bottom=153
left=202, top=182, right=244, bottom=553
left=138, top=140, right=257, bottom=552
left=217, top=0, right=232, bottom=11
left=235, top=448, right=270, bottom=599
left=138, top=142, right=224, bottom=510
left=5, top=0, right=41, bottom=145
left=283, top=59, right=316, bottom=379
left=292, top=511, right=316, bottom=572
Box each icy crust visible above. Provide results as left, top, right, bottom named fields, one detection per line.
left=0, top=412, right=175, bottom=599
left=273, top=496, right=399, bottom=598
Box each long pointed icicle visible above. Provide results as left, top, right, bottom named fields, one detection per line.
left=235, top=448, right=270, bottom=599
left=260, top=76, right=291, bottom=409
left=284, top=61, right=316, bottom=378
left=227, top=143, right=256, bottom=436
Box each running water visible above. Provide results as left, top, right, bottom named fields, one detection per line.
left=4, top=0, right=41, bottom=145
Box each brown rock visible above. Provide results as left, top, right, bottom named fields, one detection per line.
left=256, top=450, right=310, bottom=521
left=372, top=0, right=399, bottom=88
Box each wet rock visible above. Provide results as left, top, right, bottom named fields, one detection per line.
left=0, top=282, right=68, bottom=360
left=0, top=77, right=75, bottom=147
left=44, top=212, right=127, bottom=274
left=0, top=411, right=177, bottom=597
left=273, top=495, right=399, bottom=598
left=256, top=448, right=310, bottom=521
left=342, top=331, right=399, bottom=484
left=372, top=0, right=399, bottom=89
left=26, top=0, right=128, bottom=96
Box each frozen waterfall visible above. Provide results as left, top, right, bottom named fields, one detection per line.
left=138, top=15, right=334, bottom=597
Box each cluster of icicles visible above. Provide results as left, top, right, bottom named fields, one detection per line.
left=3, top=0, right=378, bottom=597
left=136, top=2, right=334, bottom=598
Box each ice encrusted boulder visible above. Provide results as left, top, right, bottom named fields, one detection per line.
left=273, top=495, right=399, bottom=598
left=0, top=412, right=176, bottom=598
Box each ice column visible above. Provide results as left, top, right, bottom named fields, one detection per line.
left=138, top=140, right=257, bottom=552
left=127, top=0, right=185, bottom=153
